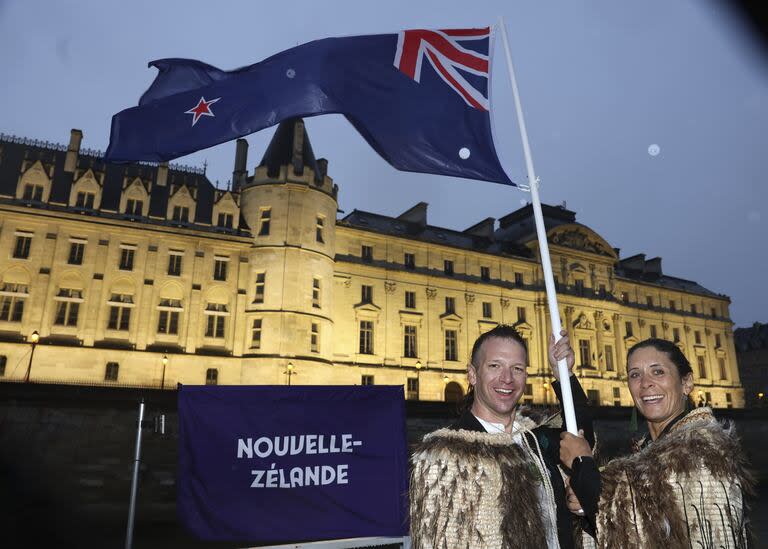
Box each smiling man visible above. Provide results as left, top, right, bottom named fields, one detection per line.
left=409, top=324, right=593, bottom=549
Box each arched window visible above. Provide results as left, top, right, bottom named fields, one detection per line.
left=205, top=368, right=218, bottom=385
left=444, top=382, right=464, bottom=403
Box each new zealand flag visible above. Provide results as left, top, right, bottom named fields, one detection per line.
left=106, top=26, right=513, bottom=185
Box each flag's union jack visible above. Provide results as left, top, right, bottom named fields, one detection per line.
left=394, top=27, right=490, bottom=111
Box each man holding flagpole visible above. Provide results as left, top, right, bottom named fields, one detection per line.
left=409, top=326, right=593, bottom=549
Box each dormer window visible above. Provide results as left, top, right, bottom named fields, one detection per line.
left=172, top=205, right=189, bottom=222
left=75, top=191, right=95, bottom=209
left=22, top=184, right=44, bottom=201
left=217, top=212, right=233, bottom=228
left=125, top=199, right=143, bottom=216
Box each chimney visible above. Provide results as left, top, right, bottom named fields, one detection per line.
left=64, top=129, right=83, bottom=173
left=157, top=161, right=168, bottom=187
left=232, top=138, right=248, bottom=191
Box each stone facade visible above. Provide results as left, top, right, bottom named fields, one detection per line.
left=0, top=122, right=744, bottom=407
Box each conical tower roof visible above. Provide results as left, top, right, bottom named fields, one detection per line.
left=258, top=118, right=320, bottom=181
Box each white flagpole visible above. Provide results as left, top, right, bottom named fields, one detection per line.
left=498, top=17, right=578, bottom=434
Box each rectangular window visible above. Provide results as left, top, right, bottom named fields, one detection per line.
left=258, top=208, right=271, bottom=236
left=443, top=260, right=454, bottom=276
left=312, top=278, right=321, bottom=308
left=407, top=378, right=419, bottom=400
left=68, top=242, right=85, bottom=265
left=404, top=325, right=417, bottom=358
left=517, top=306, right=526, bottom=323
left=119, top=247, right=135, bottom=271
left=125, top=199, right=143, bottom=216
left=725, top=392, right=732, bottom=408
left=0, top=284, right=26, bottom=322
left=646, top=296, right=654, bottom=307
left=599, top=284, right=607, bottom=297
left=315, top=216, right=324, bottom=243
left=251, top=318, right=262, bottom=349
left=76, top=191, right=95, bottom=209
left=361, top=374, right=374, bottom=386
left=650, top=324, right=658, bottom=338
left=404, top=290, right=416, bottom=309
left=694, top=330, right=701, bottom=345
left=254, top=273, right=265, bottom=304
left=13, top=235, right=32, bottom=259
left=156, top=301, right=181, bottom=335
left=697, top=355, right=707, bottom=379
left=404, top=252, right=415, bottom=270
left=23, top=184, right=43, bottom=201
left=691, top=304, right=697, bottom=314
left=54, top=294, right=80, bottom=327
left=0, top=355, right=6, bottom=377
left=445, top=329, right=458, bottom=361
left=104, top=362, right=119, bottom=382
left=361, top=284, right=373, bottom=304
left=587, top=389, right=601, bottom=406
left=480, top=266, right=490, bottom=281
left=718, top=357, right=727, bottom=380
left=625, top=321, right=633, bottom=337
left=613, top=387, right=621, bottom=406
left=172, top=205, right=189, bottom=222
left=715, top=333, right=722, bottom=348
left=514, top=272, right=523, bottom=286
left=705, top=391, right=712, bottom=405
left=579, top=339, right=591, bottom=367
left=669, top=299, right=676, bottom=311
left=213, top=257, right=228, bottom=281
left=673, top=327, right=681, bottom=342
left=107, top=295, right=132, bottom=331
left=205, top=368, right=219, bottom=385
left=711, top=307, right=717, bottom=318
left=217, top=212, right=233, bottom=228
left=359, top=321, right=374, bottom=354
left=311, top=323, right=320, bottom=353
left=167, top=253, right=183, bottom=276
left=445, top=296, right=455, bottom=315
left=621, top=292, right=629, bottom=303
left=574, top=279, right=585, bottom=294
left=482, top=302, right=492, bottom=319
left=205, top=315, right=226, bottom=338
left=604, top=345, right=615, bottom=372
left=361, top=245, right=373, bottom=262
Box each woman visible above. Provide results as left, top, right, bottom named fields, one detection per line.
left=559, top=338, right=752, bottom=549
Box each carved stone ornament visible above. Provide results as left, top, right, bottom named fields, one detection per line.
left=550, top=228, right=613, bottom=256
left=594, top=310, right=604, bottom=321
left=684, top=325, right=691, bottom=333
left=662, top=322, right=669, bottom=331
left=343, top=279, right=352, bottom=288
left=464, top=293, right=475, bottom=303
left=384, top=281, right=396, bottom=294
left=638, top=319, right=646, bottom=328
left=500, top=297, right=510, bottom=309
left=573, top=313, right=592, bottom=330
left=425, top=287, right=437, bottom=300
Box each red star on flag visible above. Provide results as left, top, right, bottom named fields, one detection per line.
left=185, top=96, right=221, bottom=126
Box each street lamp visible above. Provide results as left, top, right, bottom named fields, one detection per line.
left=160, top=355, right=168, bottom=390
left=23, top=330, right=39, bottom=383
left=285, top=362, right=295, bottom=386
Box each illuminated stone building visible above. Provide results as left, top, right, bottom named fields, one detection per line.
left=0, top=121, right=744, bottom=407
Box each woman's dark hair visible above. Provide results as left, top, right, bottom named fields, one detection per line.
left=626, top=338, right=693, bottom=379
left=460, top=325, right=528, bottom=412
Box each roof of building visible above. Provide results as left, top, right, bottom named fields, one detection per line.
left=735, top=322, right=768, bottom=351
left=0, top=132, right=247, bottom=234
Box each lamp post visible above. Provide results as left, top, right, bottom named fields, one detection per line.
left=160, top=355, right=168, bottom=390
left=285, top=362, right=295, bottom=386
left=23, top=330, right=39, bottom=383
